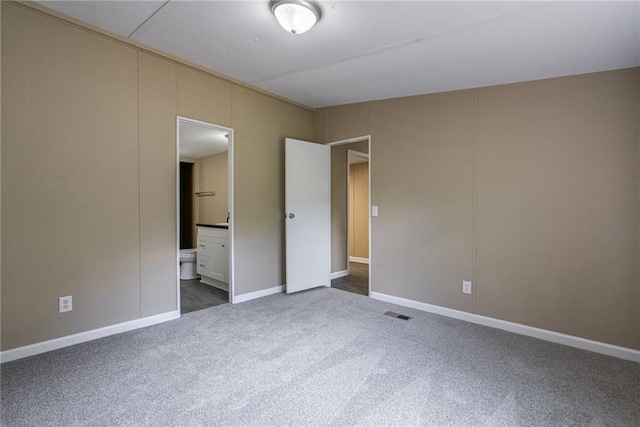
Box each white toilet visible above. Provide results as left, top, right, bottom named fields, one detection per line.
left=179, top=249, right=198, bottom=280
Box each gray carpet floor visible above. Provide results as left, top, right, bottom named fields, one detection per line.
left=2, top=287, right=639, bottom=426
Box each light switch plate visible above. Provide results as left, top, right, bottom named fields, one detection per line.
left=372, top=206, right=379, bottom=216
left=462, top=281, right=472, bottom=295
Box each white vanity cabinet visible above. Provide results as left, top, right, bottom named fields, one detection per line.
left=197, top=226, right=229, bottom=291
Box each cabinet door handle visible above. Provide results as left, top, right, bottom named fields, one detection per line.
left=222, top=245, right=225, bottom=247
left=199, top=264, right=205, bottom=268
left=199, top=244, right=206, bottom=248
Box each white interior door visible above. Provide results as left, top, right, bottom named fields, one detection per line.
left=285, top=138, right=331, bottom=293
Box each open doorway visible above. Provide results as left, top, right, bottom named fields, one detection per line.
left=328, top=137, right=371, bottom=296
left=177, top=117, right=234, bottom=314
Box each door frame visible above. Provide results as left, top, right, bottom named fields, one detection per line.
left=346, top=149, right=370, bottom=272
left=176, top=116, right=236, bottom=310
left=327, top=135, right=372, bottom=296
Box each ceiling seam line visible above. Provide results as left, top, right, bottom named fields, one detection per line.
left=250, top=1, right=555, bottom=85
left=128, top=0, right=171, bottom=39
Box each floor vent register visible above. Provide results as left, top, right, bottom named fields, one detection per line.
left=384, top=311, right=412, bottom=321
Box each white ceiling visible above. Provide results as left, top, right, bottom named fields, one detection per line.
left=38, top=1, right=640, bottom=108
left=179, top=122, right=228, bottom=159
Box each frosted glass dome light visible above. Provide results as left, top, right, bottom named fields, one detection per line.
left=270, top=0, right=322, bottom=35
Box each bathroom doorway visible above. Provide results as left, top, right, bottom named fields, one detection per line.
left=328, top=137, right=371, bottom=296
left=177, top=117, right=234, bottom=314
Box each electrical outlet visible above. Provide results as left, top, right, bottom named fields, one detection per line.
left=462, top=281, right=472, bottom=295
left=59, top=296, right=73, bottom=313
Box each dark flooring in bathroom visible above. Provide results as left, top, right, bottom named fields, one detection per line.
left=331, top=262, right=369, bottom=296
left=180, top=279, right=228, bottom=314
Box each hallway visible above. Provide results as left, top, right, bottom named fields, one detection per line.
left=331, top=262, right=368, bottom=296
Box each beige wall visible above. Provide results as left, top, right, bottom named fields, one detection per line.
left=197, top=151, right=228, bottom=225
left=317, top=68, right=640, bottom=350
left=330, top=141, right=368, bottom=272
left=349, top=162, right=369, bottom=259
left=177, top=66, right=232, bottom=128
left=475, top=72, right=639, bottom=349
left=139, top=52, right=178, bottom=317
left=1, top=3, right=314, bottom=351
left=232, top=85, right=314, bottom=294
left=371, top=92, right=475, bottom=315
left=2, top=4, right=141, bottom=349
left=315, top=102, right=370, bottom=144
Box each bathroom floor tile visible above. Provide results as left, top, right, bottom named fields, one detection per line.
left=180, top=279, right=228, bottom=314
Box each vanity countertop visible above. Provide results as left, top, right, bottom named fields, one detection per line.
left=197, top=223, right=229, bottom=229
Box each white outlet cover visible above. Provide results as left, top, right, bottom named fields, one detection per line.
left=372, top=206, right=379, bottom=216
left=59, top=295, right=73, bottom=313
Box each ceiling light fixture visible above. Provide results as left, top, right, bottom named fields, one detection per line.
left=270, top=0, right=322, bottom=35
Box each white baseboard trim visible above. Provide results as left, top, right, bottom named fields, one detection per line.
left=234, top=285, right=284, bottom=304
left=1, top=310, right=180, bottom=364
left=330, top=270, right=349, bottom=280
left=349, top=257, right=369, bottom=264
left=370, top=292, right=640, bottom=363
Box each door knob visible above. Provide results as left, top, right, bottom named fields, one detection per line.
left=288, top=213, right=295, bottom=219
